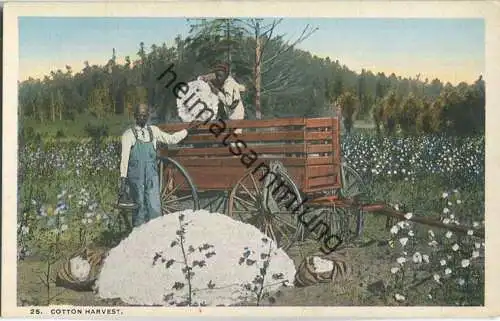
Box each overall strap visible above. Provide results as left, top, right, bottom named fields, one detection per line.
left=147, top=126, right=154, bottom=143
left=131, top=127, right=139, bottom=140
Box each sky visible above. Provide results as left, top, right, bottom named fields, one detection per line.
left=19, top=17, right=484, bottom=85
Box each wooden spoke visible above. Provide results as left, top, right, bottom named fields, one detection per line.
left=158, top=156, right=199, bottom=215
left=228, top=165, right=303, bottom=250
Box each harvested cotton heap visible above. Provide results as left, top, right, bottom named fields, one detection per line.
left=69, top=256, right=92, bottom=281
left=96, top=209, right=296, bottom=306
left=177, top=80, right=219, bottom=123
left=311, top=256, right=334, bottom=274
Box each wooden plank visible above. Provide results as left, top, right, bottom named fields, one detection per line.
left=174, top=157, right=306, bottom=167
left=305, top=131, right=333, bottom=141
left=158, top=117, right=307, bottom=132
left=307, top=157, right=335, bottom=166
left=181, top=130, right=306, bottom=143
left=177, top=166, right=306, bottom=190
left=304, top=184, right=341, bottom=193
left=308, top=165, right=339, bottom=178
left=162, top=144, right=336, bottom=157
left=307, top=144, right=335, bottom=154
left=306, top=118, right=339, bottom=129
left=307, top=175, right=338, bottom=188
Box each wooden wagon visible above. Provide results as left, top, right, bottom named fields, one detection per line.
left=154, top=116, right=367, bottom=251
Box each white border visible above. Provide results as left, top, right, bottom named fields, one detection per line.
left=3, top=1, right=500, bottom=318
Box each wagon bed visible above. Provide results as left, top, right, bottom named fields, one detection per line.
left=158, top=117, right=342, bottom=193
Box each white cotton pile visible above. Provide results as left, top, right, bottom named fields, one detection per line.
left=69, top=256, right=92, bottom=281
left=177, top=80, right=219, bottom=123
left=311, top=256, right=334, bottom=274
left=95, top=209, right=296, bottom=306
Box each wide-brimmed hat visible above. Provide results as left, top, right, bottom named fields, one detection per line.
left=212, top=63, right=229, bottom=74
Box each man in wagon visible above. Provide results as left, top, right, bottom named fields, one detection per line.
left=198, top=63, right=246, bottom=134
left=118, top=103, right=197, bottom=228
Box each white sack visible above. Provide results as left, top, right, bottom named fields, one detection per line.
left=177, top=80, right=219, bottom=123
left=69, top=256, right=92, bottom=281
left=96, top=209, right=296, bottom=306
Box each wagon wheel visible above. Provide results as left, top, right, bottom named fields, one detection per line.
left=200, top=191, right=229, bottom=214
left=228, top=167, right=304, bottom=250
left=306, top=163, right=367, bottom=247
left=158, top=156, right=200, bottom=215
left=331, top=162, right=366, bottom=244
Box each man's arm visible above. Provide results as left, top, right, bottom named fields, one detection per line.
left=152, top=126, right=188, bottom=145
left=197, top=73, right=216, bottom=82
left=120, top=130, right=134, bottom=178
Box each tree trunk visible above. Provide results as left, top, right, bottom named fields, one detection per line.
left=51, top=92, right=55, bottom=122
left=254, top=22, right=262, bottom=120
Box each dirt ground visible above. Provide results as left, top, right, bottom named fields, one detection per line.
left=17, top=214, right=412, bottom=307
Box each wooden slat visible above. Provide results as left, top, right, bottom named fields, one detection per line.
left=307, top=175, right=338, bottom=188
left=308, top=165, right=339, bottom=178
left=304, top=183, right=341, bottom=193
left=307, top=157, right=336, bottom=166
left=158, top=117, right=307, bottom=132
left=306, top=118, right=339, bottom=129
left=182, top=130, right=305, bottom=143
left=177, top=166, right=306, bottom=190
left=162, top=143, right=336, bottom=157
left=305, top=131, right=333, bottom=141
left=175, top=157, right=306, bottom=167
left=307, top=144, right=335, bottom=154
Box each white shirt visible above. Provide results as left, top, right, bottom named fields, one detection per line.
left=120, top=125, right=187, bottom=178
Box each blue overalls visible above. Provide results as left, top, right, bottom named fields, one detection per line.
left=127, top=126, right=162, bottom=227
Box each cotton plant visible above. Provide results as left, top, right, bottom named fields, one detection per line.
left=386, top=189, right=484, bottom=306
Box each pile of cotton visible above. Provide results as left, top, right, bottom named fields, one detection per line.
left=69, top=256, right=92, bottom=281
left=95, top=209, right=296, bottom=306
left=177, top=80, right=219, bottom=123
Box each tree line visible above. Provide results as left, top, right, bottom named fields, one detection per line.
left=18, top=18, right=484, bottom=137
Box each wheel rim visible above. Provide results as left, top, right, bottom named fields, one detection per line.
left=309, top=163, right=366, bottom=245
left=158, top=156, right=199, bottom=215
left=228, top=167, right=303, bottom=250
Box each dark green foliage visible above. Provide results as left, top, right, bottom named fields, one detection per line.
left=19, top=19, right=484, bottom=137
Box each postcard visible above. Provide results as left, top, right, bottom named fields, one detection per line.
left=2, top=0, right=500, bottom=318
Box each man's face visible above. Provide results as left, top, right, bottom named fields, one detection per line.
left=215, top=70, right=227, bottom=85
left=135, top=109, right=149, bottom=128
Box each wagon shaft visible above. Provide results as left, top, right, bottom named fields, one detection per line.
left=308, top=196, right=485, bottom=239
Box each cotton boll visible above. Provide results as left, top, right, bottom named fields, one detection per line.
left=96, top=210, right=296, bottom=306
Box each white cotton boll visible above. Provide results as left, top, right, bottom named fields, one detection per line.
left=472, top=251, right=480, bottom=259
left=445, top=268, right=452, bottom=275
left=399, top=238, right=409, bottom=247
left=461, top=259, right=470, bottom=268
left=440, top=259, right=446, bottom=266
left=96, top=210, right=296, bottom=306
left=177, top=80, right=220, bottom=123
left=391, top=267, right=400, bottom=274
left=445, top=231, right=453, bottom=238
left=452, top=244, right=460, bottom=251
left=390, top=225, right=399, bottom=234
left=404, top=212, right=413, bottom=220
left=396, top=257, right=406, bottom=265
left=69, top=256, right=91, bottom=282
left=422, top=254, right=430, bottom=263
left=442, top=218, right=451, bottom=224
left=412, top=252, right=422, bottom=263
left=312, top=257, right=334, bottom=273
left=394, top=293, right=405, bottom=302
